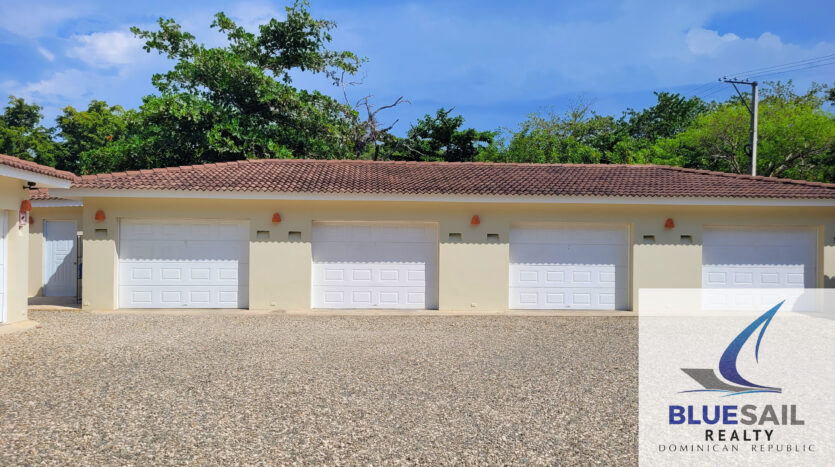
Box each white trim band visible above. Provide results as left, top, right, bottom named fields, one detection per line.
left=47, top=188, right=835, bottom=207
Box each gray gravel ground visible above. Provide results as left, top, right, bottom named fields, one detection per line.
left=0, top=311, right=637, bottom=465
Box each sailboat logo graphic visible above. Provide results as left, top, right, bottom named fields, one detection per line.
left=680, top=301, right=783, bottom=396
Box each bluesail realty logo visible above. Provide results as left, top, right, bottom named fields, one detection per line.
left=680, top=300, right=783, bottom=396
left=662, top=300, right=815, bottom=454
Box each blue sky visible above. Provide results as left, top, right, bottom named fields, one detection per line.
left=1, top=0, right=833, bottom=136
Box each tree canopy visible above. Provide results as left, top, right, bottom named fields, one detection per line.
left=0, top=1, right=832, bottom=183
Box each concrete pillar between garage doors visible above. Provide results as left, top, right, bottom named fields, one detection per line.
left=438, top=241, right=509, bottom=311
left=631, top=243, right=702, bottom=312
left=249, top=238, right=312, bottom=311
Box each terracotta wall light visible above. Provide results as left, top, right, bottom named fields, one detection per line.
left=664, top=218, right=675, bottom=229
left=95, top=210, right=106, bottom=221
left=272, top=213, right=282, bottom=223
left=20, top=200, right=32, bottom=213
left=471, top=215, right=480, bottom=226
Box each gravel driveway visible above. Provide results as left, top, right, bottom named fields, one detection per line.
left=0, top=311, right=637, bottom=465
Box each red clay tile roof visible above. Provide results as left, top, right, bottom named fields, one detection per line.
left=70, top=159, right=835, bottom=199
left=28, top=188, right=62, bottom=200
left=0, top=153, right=76, bottom=182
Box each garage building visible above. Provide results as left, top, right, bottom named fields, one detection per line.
left=48, top=159, right=835, bottom=312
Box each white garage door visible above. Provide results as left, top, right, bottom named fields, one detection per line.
left=702, top=227, right=816, bottom=288
left=119, top=219, right=249, bottom=308
left=509, top=224, right=629, bottom=310
left=312, top=222, right=438, bottom=309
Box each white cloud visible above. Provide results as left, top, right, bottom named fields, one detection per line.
left=11, top=69, right=91, bottom=102
left=755, top=32, right=784, bottom=49
left=66, top=31, right=146, bottom=68
left=0, top=64, right=160, bottom=123
left=0, top=2, right=84, bottom=38
left=686, top=28, right=740, bottom=55
left=36, top=46, right=55, bottom=62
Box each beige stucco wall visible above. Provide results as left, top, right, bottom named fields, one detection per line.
left=27, top=206, right=83, bottom=297
left=0, top=177, right=29, bottom=323
left=79, top=197, right=835, bottom=312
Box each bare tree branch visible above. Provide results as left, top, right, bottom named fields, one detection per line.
left=340, top=73, right=409, bottom=159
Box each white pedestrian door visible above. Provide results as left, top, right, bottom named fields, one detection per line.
left=44, top=220, right=78, bottom=297
left=311, top=222, right=439, bottom=309
left=509, top=224, right=629, bottom=310
left=118, top=219, right=249, bottom=308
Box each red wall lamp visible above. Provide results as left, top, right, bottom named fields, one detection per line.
left=272, top=213, right=282, bottom=223
left=664, top=218, right=675, bottom=229
left=95, top=210, right=106, bottom=221
left=471, top=215, right=480, bottom=226
left=19, top=200, right=32, bottom=228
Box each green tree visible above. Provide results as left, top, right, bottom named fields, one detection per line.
left=108, top=0, right=363, bottom=173
left=621, top=92, right=708, bottom=141
left=480, top=100, right=624, bottom=164
left=0, top=96, right=59, bottom=166
left=392, top=108, right=494, bottom=162
left=55, top=101, right=131, bottom=173
left=658, top=81, right=835, bottom=181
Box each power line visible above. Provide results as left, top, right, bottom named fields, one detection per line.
left=723, top=52, right=835, bottom=79
left=686, top=51, right=835, bottom=100
left=689, top=80, right=721, bottom=94
left=701, top=88, right=725, bottom=99
left=695, top=81, right=729, bottom=100
left=745, top=59, right=835, bottom=80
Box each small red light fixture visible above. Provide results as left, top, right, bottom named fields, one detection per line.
left=664, top=218, right=675, bottom=229
left=272, top=212, right=282, bottom=223
left=20, top=200, right=32, bottom=212
left=471, top=215, right=480, bottom=226
left=95, top=210, right=106, bottom=221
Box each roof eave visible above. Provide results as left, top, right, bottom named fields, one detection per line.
left=48, top=188, right=835, bottom=207
left=0, top=165, right=73, bottom=189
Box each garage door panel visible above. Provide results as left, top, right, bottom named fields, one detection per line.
left=315, top=225, right=434, bottom=243
left=119, top=285, right=245, bottom=308
left=313, top=263, right=425, bottom=287
left=313, top=241, right=434, bottom=263
left=119, top=220, right=249, bottom=309
left=509, top=287, right=627, bottom=310
left=314, top=286, right=426, bottom=308
left=511, top=244, right=628, bottom=265
left=704, top=229, right=814, bottom=247
left=509, top=225, right=628, bottom=310
left=376, top=226, right=434, bottom=242
left=121, top=222, right=248, bottom=241
left=702, top=228, right=815, bottom=289
left=510, top=265, right=627, bottom=287
left=119, top=262, right=248, bottom=286
left=703, top=246, right=811, bottom=266
left=511, top=226, right=626, bottom=245
left=120, top=240, right=247, bottom=261
left=703, top=265, right=806, bottom=288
